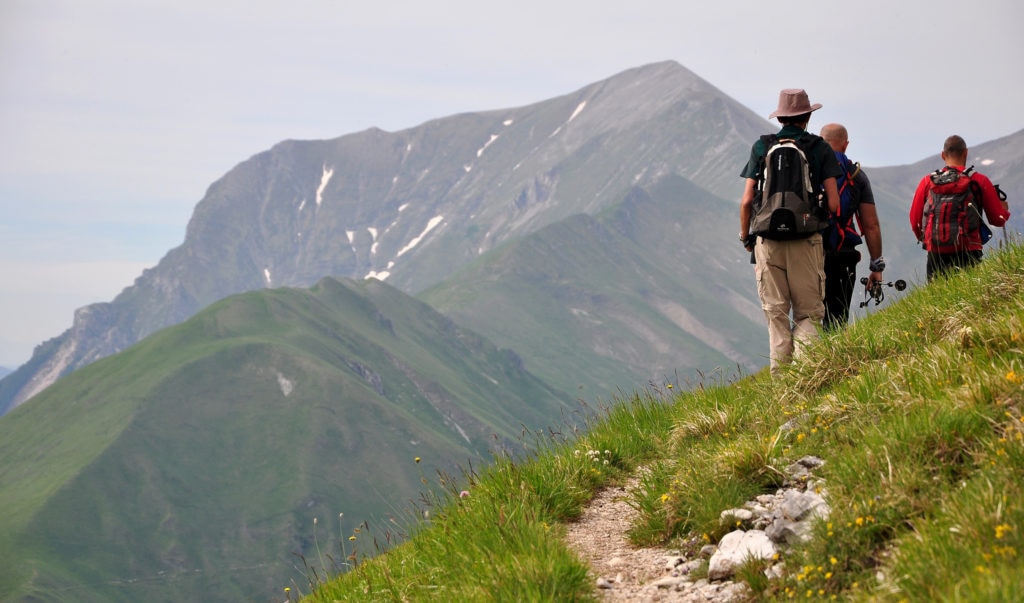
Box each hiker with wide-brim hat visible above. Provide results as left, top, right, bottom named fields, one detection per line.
left=738, top=89, right=841, bottom=372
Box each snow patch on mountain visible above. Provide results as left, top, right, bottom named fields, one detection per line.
left=397, top=216, right=444, bottom=258
left=276, top=372, right=294, bottom=397
left=568, top=100, right=587, bottom=122
left=451, top=419, right=470, bottom=444
left=477, top=134, right=499, bottom=157
left=316, top=165, right=334, bottom=206
left=366, top=269, right=390, bottom=281
left=367, top=227, right=380, bottom=255
left=549, top=101, right=588, bottom=138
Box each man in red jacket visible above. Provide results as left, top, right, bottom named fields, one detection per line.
left=909, top=135, right=1010, bottom=281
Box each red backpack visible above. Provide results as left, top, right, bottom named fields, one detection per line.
left=922, top=167, right=985, bottom=253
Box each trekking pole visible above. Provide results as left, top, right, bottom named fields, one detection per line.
left=859, top=278, right=907, bottom=308
left=996, top=184, right=1009, bottom=244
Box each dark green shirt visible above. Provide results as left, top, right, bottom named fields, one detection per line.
left=739, top=125, right=842, bottom=189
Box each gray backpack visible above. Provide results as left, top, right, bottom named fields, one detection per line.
left=750, top=134, right=829, bottom=240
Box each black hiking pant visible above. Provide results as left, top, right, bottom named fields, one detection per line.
left=926, top=250, right=983, bottom=282
left=823, top=249, right=861, bottom=331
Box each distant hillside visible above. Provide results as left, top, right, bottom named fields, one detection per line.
left=0, top=366, right=10, bottom=378
left=0, top=277, right=573, bottom=603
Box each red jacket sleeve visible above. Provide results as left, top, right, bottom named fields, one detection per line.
left=970, top=172, right=1010, bottom=227
left=909, top=175, right=931, bottom=242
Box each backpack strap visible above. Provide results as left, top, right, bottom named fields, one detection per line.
left=832, top=153, right=857, bottom=207
left=966, top=175, right=985, bottom=212
left=794, top=132, right=824, bottom=146
left=968, top=179, right=982, bottom=202
left=835, top=162, right=851, bottom=213
left=795, top=132, right=827, bottom=184
left=754, top=134, right=779, bottom=195
left=930, top=164, right=974, bottom=185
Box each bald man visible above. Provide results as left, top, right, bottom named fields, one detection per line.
left=819, top=123, right=885, bottom=329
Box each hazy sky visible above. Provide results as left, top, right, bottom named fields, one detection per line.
left=1, top=0, right=1021, bottom=368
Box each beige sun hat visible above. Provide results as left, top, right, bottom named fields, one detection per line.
left=768, top=88, right=823, bottom=119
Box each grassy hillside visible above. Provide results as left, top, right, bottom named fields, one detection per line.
left=305, top=241, right=1024, bottom=602
left=0, top=277, right=574, bottom=603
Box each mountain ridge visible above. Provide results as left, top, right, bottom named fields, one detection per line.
left=0, top=60, right=770, bottom=412
left=2, top=62, right=1022, bottom=415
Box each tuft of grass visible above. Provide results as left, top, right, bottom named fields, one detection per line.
left=301, top=242, right=1024, bottom=602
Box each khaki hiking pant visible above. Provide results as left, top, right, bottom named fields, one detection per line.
left=754, top=234, right=826, bottom=371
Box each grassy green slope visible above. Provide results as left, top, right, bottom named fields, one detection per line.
left=309, top=241, right=1024, bottom=602
left=421, top=174, right=765, bottom=400
left=0, top=277, right=573, bottom=603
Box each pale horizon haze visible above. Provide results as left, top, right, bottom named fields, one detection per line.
left=1, top=0, right=1022, bottom=368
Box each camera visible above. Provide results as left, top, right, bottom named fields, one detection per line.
left=859, top=277, right=907, bottom=307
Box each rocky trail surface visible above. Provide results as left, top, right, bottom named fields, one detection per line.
left=565, top=458, right=830, bottom=602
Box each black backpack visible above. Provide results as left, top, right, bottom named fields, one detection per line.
left=750, top=134, right=830, bottom=240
